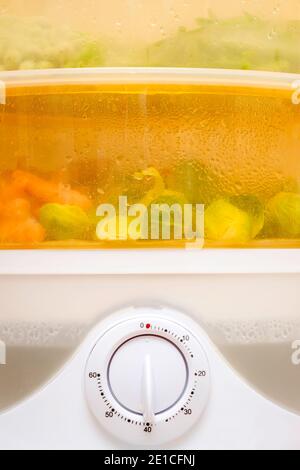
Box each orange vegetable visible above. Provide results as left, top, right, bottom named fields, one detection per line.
left=0, top=176, right=25, bottom=203
left=12, top=171, right=92, bottom=210
left=0, top=198, right=45, bottom=243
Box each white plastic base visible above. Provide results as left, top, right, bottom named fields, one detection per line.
left=0, top=309, right=299, bottom=450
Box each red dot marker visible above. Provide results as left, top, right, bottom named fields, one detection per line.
left=146, top=323, right=151, bottom=329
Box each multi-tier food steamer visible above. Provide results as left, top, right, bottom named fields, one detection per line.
left=0, top=1, right=299, bottom=450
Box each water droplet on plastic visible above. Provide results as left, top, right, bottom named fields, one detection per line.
left=268, top=28, right=277, bottom=40
left=272, top=2, right=281, bottom=15
left=159, top=26, right=166, bottom=38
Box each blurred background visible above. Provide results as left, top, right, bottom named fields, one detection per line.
left=1, top=0, right=300, bottom=41
left=0, top=0, right=299, bottom=70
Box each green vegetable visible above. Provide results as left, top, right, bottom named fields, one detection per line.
left=149, top=190, right=189, bottom=239
left=39, top=203, right=90, bottom=240
left=265, top=192, right=300, bottom=238
left=151, top=190, right=188, bottom=208
left=167, top=161, right=220, bottom=205
left=229, top=195, right=264, bottom=238
left=0, top=16, right=105, bottom=70
left=144, top=15, right=300, bottom=73
left=133, top=167, right=165, bottom=206
left=205, top=199, right=252, bottom=242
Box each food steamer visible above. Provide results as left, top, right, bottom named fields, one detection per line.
left=0, top=1, right=299, bottom=450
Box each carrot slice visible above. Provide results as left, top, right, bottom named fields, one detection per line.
left=2, top=198, right=31, bottom=218
left=0, top=177, right=25, bottom=204
left=0, top=198, right=46, bottom=243
left=12, top=171, right=92, bottom=210
left=0, top=217, right=46, bottom=243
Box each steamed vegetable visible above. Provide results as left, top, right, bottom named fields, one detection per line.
left=133, top=167, right=165, bottom=206
left=0, top=171, right=93, bottom=243
left=145, top=15, right=300, bottom=73
left=205, top=199, right=252, bottom=242
left=150, top=190, right=189, bottom=239
left=131, top=168, right=192, bottom=239
left=0, top=198, right=45, bottom=243
left=229, top=195, right=264, bottom=238
left=39, top=203, right=90, bottom=240
left=12, top=171, right=91, bottom=210
left=96, top=213, right=149, bottom=241
left=0, top=164, right=299, bottom=245
left=264, top=192, right=300, bottom=238
left=151, top=190, right=188, bottom=208
left=167, top=161, right=220, bottom=205
left=205, top=195, right=265, bottom=242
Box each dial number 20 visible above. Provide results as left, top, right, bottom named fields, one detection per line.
left=196, top=370, right=207, bottom=377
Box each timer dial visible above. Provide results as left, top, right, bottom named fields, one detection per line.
left=108, top=335, right=188, bottom=419
left=85, top=307, right=210, bottom=446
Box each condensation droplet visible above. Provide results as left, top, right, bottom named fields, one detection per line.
left=268, top=28, right=277, bottom=40
left=159, top=26, right=166, bottom=38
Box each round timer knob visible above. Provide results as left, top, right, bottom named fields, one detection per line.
left=85, top=307, right=210, bottom=446
left=108, top=335, right=188, bottom=421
